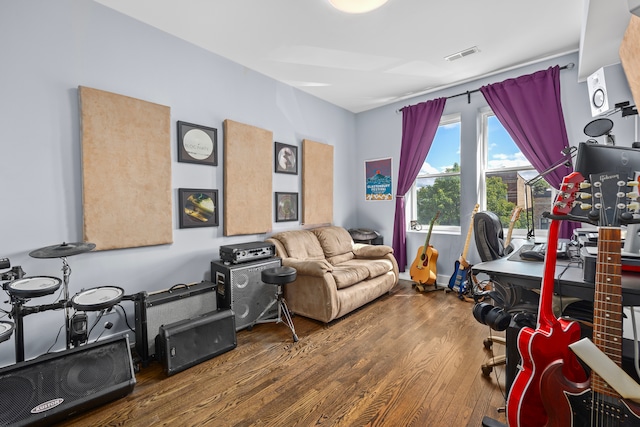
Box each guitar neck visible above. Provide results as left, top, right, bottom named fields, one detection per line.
left=592, top=226, right=623, bottom=398
left=460, top=204, right=479, bottom=260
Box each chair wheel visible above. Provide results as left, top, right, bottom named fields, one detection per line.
left=483, top=339, right=493, bottom=350
left=482, top=365, right=493, bottom=376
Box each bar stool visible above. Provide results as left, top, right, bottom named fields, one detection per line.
left=259, top=266, right=298, bottom=342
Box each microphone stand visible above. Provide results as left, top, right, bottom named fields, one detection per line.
left=524, top=147, right=576, bottom=240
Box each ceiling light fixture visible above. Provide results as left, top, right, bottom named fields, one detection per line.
left=328, top=0, right=388, bottom=14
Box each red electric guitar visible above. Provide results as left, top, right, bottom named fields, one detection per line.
left=539, top=171, right=640, bottom=425
left=506, top=172, right=589, bottom=426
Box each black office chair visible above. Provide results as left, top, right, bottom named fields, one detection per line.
left=472, top=211, right=538, bottom=375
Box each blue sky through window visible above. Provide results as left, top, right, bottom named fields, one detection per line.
left=421, top=115, right=533, bottom=176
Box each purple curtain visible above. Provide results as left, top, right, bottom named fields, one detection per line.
left=392, top=98, right=447, bottom=271
left=480, top=66, right=575, bottom=237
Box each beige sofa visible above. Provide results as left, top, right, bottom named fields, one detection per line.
left=266, top=226, right=399, bottom=323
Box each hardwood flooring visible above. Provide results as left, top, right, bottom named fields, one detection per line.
left=57, top=280, right=508, bottom=426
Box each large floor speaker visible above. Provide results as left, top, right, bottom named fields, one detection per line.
left=156, top=309, right=236, bottom=376
left=0, top=335, right=135, bottom=426
left=211, top=257, right=281, bottom=330
left=134, top=281, right=217, bottom=363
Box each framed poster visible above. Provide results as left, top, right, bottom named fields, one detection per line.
left=365, top=157, right=393, bottom=201
left=178, top=188, right=219, bottom=228
left=275, top=142, right=298, bottom=174
left=275, top=192, right=298, bottom=222
left=177, top=121, right=217, bottom=166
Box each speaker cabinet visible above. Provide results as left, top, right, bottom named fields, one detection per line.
left=211, top=257, right=281, bottom=330
left=156, top=309, right=236, bottom=376
left=586, top=65, right=630, bottom=118
left=134, top=281, right=217, bottom=364
left=0, top=335, right=135, bottom=426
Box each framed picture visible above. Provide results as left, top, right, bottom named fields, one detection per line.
left=178, top=188, right=219, bottom=228
left=275, top=192, right=298, bottom=222
left=177, top=121, right=217, bottom=166
left=274, top=142, right=298, bottom=174
left=365, top=157, right=393, bottom=201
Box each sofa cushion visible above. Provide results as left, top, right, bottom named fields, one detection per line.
left=353, top=244, right=393, bottom=258
left=331, top=262, right=370, bottom=289
left=326, top=251, right=354, bottom=265
left=313, top=226, right=354, bottom=258
left=274, top=230, right=325, bottom=260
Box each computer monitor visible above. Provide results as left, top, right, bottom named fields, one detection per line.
left=574, top=142, right=640, bottom=180
left=573, top=142, right=640, bottom=254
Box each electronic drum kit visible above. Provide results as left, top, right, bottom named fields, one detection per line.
left=1, top=241, right=125, bottom=362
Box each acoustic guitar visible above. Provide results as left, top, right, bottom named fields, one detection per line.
left=410, top=212, right=439, bottom=291
left=506, top=172, right=588, bottom=426
left=504, top=206, right=522, bottom=249
left=538, top=171, right=640, bottom=425
left=447, top=203, right=479, bottom=299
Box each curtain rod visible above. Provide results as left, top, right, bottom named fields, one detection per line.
left=396, top=62, right=574, bottom=113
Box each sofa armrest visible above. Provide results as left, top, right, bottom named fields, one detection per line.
left=282, top=258, right=333, bottom=277
left=353, top=243, right=393, bottom=258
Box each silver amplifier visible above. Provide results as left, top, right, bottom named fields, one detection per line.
left=219, top=241, right=275, bottom=264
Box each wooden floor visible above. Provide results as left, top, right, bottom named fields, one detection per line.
left=57, top=280, right=508, bottom=427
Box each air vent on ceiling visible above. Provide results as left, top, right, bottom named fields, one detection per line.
left=444, top=46, right=479, bottom=62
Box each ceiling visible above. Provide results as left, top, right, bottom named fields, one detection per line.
left=94, top=0, right=633, bottom=113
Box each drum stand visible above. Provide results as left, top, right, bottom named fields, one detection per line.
left=61, top=257, right=72, bottom=349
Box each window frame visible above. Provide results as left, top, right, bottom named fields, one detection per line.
left=479, top=108, right=543, bottom=239
left=408, top=113, right=462, bottom=234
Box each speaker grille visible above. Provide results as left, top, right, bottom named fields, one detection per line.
left=213, top=258, right=281, bottom=330
left=0, top=336, right=135, bottom=426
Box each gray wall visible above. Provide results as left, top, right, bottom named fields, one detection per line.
left=355, top=52, right=639, bottom=281
left=0, top=0, right=357, bottom=365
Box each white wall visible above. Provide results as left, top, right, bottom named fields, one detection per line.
left=0, top=0, right=357, bottom=365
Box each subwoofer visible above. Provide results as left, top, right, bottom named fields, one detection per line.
left=211, top=257, right=281, bottom=330
left=0, top=335, right=135, bottom=426
left=134, top=281, right=217, bottom=364
left=156, top=309, right=236, bottom=376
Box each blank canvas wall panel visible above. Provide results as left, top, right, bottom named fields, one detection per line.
left=223, top=119, right=272, bottom=236
left=620, top=15, right=640, bottom=110
left=79, top=86, right=172, bottom=250
left=302, top=139, right=333, bottom=226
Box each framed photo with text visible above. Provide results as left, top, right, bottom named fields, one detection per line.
left=275, top=192, right=298, bottom=222
left=275, top=142, right=298, bottom=174
left=178, top=188, right=219, bottom=228
left=177, top=121, right=218, bottom=166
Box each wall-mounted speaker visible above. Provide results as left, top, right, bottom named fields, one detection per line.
left=587, top=66, right=610, bottom=117
left=156, top=309, right=236, bottom=376
left=211, top=257, right=281, bottom=330
left=586, top=65, right=632, bottom=118
left=134, top=281, right=217, bottom=364
left=0, top=335, right=135, bottom=426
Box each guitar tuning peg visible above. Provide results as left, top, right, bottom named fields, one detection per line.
left=579, top=203, right=592, bottom=210
left=576, top=192, right=592, bottom=200
left=628, top=202, right=640, bottom=211
left=580, top=182, right=592, bottom=189
left=628, top=181, right=640, bottom=187
left=627, top=192, right=640, bottom=199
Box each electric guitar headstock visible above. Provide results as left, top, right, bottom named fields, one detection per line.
left=587, top=170, right=640, bottom=227
left=552, top=172, right=589, bottom=216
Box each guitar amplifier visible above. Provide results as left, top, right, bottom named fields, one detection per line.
left=212, top=257, right=281, bottom=330
left=134, top=281, right=217, bottom=364
left=156, top=310, right=236, bottom=376
left=219, top=241, right=275, bottom=264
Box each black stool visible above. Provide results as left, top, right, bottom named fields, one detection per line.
left=258, top=266, right=298, bottom=342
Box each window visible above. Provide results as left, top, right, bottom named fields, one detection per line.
left=481, top=110, right=550, bottom=237
left=410, top=114, right=461, bottom=231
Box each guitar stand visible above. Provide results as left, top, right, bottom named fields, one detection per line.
left=414, top=281, right=441, bottom=293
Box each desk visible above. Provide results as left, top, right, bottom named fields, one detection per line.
left=472, top=246, right=640, bottom=306
left=471, top=243, right=640, bottom=391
